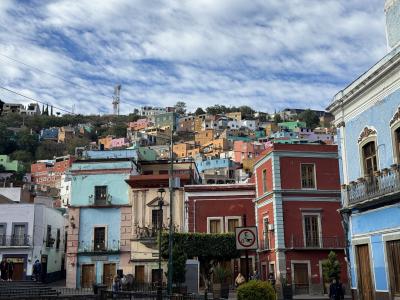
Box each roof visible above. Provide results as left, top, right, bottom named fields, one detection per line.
left=184, top=183, right=255, bottom=192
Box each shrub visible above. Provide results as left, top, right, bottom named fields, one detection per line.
left=322, top=251, right=341, bottom=281
left=237, top=280, right=275, bottom=300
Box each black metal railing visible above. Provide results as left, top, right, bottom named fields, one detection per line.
left=0, top=235, right=32, bottom=247
left=342, top=165, right=400, bottom=206
left=77, top=240, right=120, bottom=253
left=289, top=235, right=345, bottom=249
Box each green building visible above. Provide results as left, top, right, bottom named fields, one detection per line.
left=155, top=112, right=178, bottom=130
left=0, top=155, right=23, bottom=172
left=278, top=121, right=306, bottom=131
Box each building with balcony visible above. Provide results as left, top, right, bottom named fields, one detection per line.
left=327, top=2, right=400, bottom=299
left=124, top=160, right=200, bottom=284
left=65, top=157, right=138, bottom=288
left=253, top=144, right=347, bottom=297
left=183, top=184, right=256, bottom=284
left=0, top=203, right=66, bottom=281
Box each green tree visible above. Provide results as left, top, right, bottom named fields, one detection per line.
left=105, top=123, right=127, bottom=137
left=206, top=105, right=228, bottom=115
left=10, top=150, right=33, bottom=163
left=237, top=280, right=275, bottom=300
left=238, top=105, right=255, bottom=119
left=35, top=141, right=66, bottom=159
left=298, top=109, right=321, bottom=129
left=66, top=136, right=91, bottom=155
left=194, top=107, right=206, bottom=116
left=273, top=113, right=283, bottom=124
left=174, top=101, right=187, bottom=115
left=0, top=125, right=16, bottom=154
left=16, top=130, right=39, bottom=155
left=322, top=251, right=341, bottom=281
left=170, top=245, right=187, bottom=286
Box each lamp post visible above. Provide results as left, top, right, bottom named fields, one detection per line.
left=167, top=126, right=174, bottom=295
left=157, top=187, right=165, bottom=300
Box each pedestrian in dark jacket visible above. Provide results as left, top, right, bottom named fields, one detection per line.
left=33, top=260, right=41, bottom=282
left=7, top=260, right=13, bottom=281
left=0, top=258, right=8, bottom=281
left=329, top=278, right=344, bottom=300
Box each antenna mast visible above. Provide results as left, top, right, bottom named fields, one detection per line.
left=113, top=84, right=121, bottom=115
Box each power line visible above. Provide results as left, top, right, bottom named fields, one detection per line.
left=0, top=85, right=75, bottom=114
left=0, top=52, right=113, bottom=101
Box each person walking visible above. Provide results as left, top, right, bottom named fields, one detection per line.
left=235, top=273, right=245, bottom=288
left=268, top=272, right=276, bottom=288
left=329, top=278, right=344, bottom=300
left=0, top=258, right=8, bottom=281
left=7, top=260, right=13, bottom=281
left=32, top=259, right=41, bottom=282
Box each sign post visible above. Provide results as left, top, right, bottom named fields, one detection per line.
left=235, top=215, right=258, bottom=281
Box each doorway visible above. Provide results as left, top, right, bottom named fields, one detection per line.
left=4, top=257, right=25, bottom=280
left=103, top=263, right=116, bottom=288
left=135, top=265, right=145, bottom=283
left=41, top=255, right=48, bottom=283
left=293, top=263, right=310, bottom=295
left=356, top=244, right=374, bottom=300
left=81, top=264, right=95, bottom=288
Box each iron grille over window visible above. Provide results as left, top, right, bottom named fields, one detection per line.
left=95, top=186, right=107, bottom=205
left=94, top=227, right=106, bottom=251
left=304, top=215, right=320, bottom=247
left=301, top=164, right=315, bottom=189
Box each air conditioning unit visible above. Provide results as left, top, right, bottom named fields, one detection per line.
left=268, top=224, right=274, bottom=231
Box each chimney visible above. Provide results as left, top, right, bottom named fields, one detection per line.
left=385, top=0, right=400, bottom=50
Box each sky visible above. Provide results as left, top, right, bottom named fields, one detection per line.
left=0, top=0, right=388, bottom=115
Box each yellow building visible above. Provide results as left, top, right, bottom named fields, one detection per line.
left=201, top=138, right=230, bottom=157
left=98, top=136, right=114, bottom=149
left=226, top=112, right=242, bottom=121
left=195, top=129, right=215, bottom=146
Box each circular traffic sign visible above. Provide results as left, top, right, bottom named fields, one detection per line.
left=237, top=228, right=256, bottom=248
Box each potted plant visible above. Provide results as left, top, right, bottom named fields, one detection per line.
left=213, top=265, right=231, bottom=299
left=322, top=251, right=341, bottom=294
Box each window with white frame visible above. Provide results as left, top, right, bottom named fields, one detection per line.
left=263, top=217, right=270, bottom=250
left=301, top=164, right=316, bottom=189
left=362, top=141, right=378, bottom=176
left=94, top=227, right=106, bottom=251
left=226, top=217, right=241, bottom=233
left=303, top=214, right=320, bottom=248
left=207, top=217, right=223, bottom=234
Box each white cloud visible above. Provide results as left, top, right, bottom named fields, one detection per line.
left=0, top=0, right=388, bottom=115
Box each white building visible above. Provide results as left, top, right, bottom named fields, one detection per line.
left=139, top=106, right=166, bottom=117
left=0, top=203, right=66, bottom=282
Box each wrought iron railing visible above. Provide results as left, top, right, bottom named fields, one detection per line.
left=0, top=235, right=32, bottom=247
left=77, top=240, right=120, bottom=253
left=289, top=235, right=345, bottom=249
left=342, top=165, right=400, bottom=207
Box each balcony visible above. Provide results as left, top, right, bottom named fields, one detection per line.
left=77, top=240, right=120, bottom=255
left=289, top=235, right=345, bottom=249
left=132, top=224, right=180, bottom=242
left=342, top=165, right=400, bottom=208
left=0, top=235, right=32, bottom=247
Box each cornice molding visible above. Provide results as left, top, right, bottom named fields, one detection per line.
left=390, top=106, right=400, bottom=126
left=358, top=127, right=377, bottom=143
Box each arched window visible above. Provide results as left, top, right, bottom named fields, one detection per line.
left=362, top=141, right=378, bottom=176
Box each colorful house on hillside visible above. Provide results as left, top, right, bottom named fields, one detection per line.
left=253, top=144, right=347, bottom=297
left=0, top=155, right=23, bottom=172
left=66, top=154, right=138, bottom=288
left=327, top=1, right=400, bottom=298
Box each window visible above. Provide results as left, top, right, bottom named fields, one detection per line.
left=0, top=224, right=6, bottom=246
left=94, top=227, right=106, bottom=251
left=94, top=186, right=107, bottom=205
left=262, top=169, right=267, bottom=193
left=152, top=209, right=161, bottom=230
left=208, top=218, right=222, bottom=233
left=46, top=225, right=53, bottom=247
left=303, top=215, right=320, bottom=247
left=362, top=141, right=378, bottom=176
left=301, top=164, right=316, bottom=189
left=394, top=128, right=400, bottom=163
left=56, top=229, right=61, bottom=250
left=12, top=223, right=27, bottom=246
left=263, top=217, right=270, bottom=250
left=226, top=218, right=240, bottom=233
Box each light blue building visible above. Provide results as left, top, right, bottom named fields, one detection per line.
left=196, top=158, right=239, bottom=184
left=327, top=2, right=400, bottom=299
left=66, top=155, right=137, bottom=288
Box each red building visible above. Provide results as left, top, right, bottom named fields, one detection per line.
left=31, top=155, right=74, bottom=188
left=184, top=184, right=256, bottom=281
left=253, top=144, right=347, bottom=297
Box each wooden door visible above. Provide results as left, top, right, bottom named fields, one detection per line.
left=386, top=240, right=400, bottom=298
left=293, top=263, right=309, bottom=295
left=103, top=263, right=116, bottom=288
left=81, top=264, right=95, bottom=288
left=356, top=244, right=374, bottom=300
left=240, top=257, right=253, bottom=279
left=12, top=263, right=24, bottom=280
left=135, top=265, right=145, bottom=283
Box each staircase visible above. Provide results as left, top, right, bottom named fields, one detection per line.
left=0, top=280, right=59, bottom=299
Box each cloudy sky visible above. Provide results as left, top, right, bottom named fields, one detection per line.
left=0, top=0, right=388, bottom=115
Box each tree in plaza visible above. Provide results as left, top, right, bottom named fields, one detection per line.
left=322, top=251, right=341, bottom=281
left=298, top=109, right=320, bottom=129
left=194, top=107, right=206, bottom=116
left=174, top=101, right=187, bottom=115
left=161, top=233, right=240, bottom=291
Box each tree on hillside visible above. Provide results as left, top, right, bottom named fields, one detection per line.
left=66, top=136, right=91, bottom=155
left=206, top=105, right=228, bottom=115
left=298, top=109, right=320, bottom=129
left=16, top=130, right=39, bottom=155
left=105, top=123, right=127, bottom=138
left=174, top=101, right=187, bottom=115
left=238, top=105, right=255, bottom=119
left=273, top=113, right=283, bottom=124
left=0, top=125, right=16, bottom=154
left=195, top=107, right=206, bottom=116
left=35, top=141, right=66, bottom=160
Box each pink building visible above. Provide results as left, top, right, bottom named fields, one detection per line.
left=111, top=138, right=130, bottom=149
left=129, top=119, right=152, bottom=131
left=233, top=141, right=265, bottom=163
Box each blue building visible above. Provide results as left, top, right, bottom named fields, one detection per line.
left=65, top=155, right=137, bottom=288
left=196, top=158, right=239, bottom=184
left=327, top=2, right=400, bottom=299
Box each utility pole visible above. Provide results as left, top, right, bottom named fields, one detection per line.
left=167, top=127, right=174, bottom=295
left=243, top=214, right=250, bottom=281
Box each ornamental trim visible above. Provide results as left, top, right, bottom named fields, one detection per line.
left=358, top=127, right=377, bottom=143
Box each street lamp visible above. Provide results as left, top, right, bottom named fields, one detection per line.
left=167, top=127, right=175, bottom=295
left=157, top=187, right=165, bottom=300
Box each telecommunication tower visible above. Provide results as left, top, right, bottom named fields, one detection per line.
left=112, top=84, right=121, bottom=115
